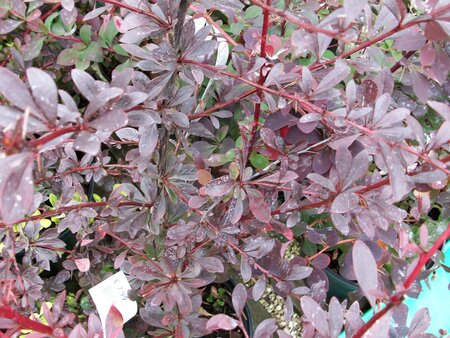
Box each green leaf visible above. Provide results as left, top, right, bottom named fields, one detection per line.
left=51, top=22, right=66, bottom=35
left=115, top=59, right=133, bottom=72
left=44, top=12, right=59, bottom=31
left=235, top=136, right=243, bottom=149
left=84, top=41, right=103, bottom=62
left=216, top=125, right=229, bottom=142
left=230, top=22, right=244, bottom=35
left=165, top=186, right=178, bottom=204
left=40, top=219, right=52, bottom=229
left=250, top=152, right=269, bottom=169
left=245, top=5, right=262, bottom=19
left=49, top=193, right=58, bottom=207
left=322, top=50, right=335, bottom=60
left=23, top=37, right=45, bottom=61
left=57, top=48, right=79, bottom=66
left=301, top=239, right=317, bottom=256
left=79, top=25, right=92, bottom=45
left=299, top=56, right=316, bottom=66
left=113, top=44, right=129, bottom=56
left=391, top=49, right=403, bottom=62
left=99, top=20, right=118, bottom=48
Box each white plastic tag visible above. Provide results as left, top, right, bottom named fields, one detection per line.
left=88, top=271, right=137, bottom=335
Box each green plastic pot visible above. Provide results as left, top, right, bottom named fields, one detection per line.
left=324, top=267, right=359, bottom=302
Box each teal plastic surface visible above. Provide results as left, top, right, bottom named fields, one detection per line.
left=339, top=241, right=450, bottom=337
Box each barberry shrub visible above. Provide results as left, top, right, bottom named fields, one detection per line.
left=0, top=0, right=450, bottom=337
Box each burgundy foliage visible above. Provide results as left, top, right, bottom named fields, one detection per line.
left=0, top=0, right=450, bottom=337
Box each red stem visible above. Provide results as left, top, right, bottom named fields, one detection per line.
left=0, top=201, right=153, bottom=229
left=35, top=164, right=136, bottom=184
left=41, top=3, right=62, bottom=21
left=308, top=4, right=450, bottom=71
left=182, top=59, right=449, bottom=175
left=29, top=125, right=87, bottom=149
left=203, top=11, right=238, bottom=48
left=248, top=0, right=272, bottom=157
left=48, top=32, right=82, bottom=43
left=100, top=0, right=169, bottom=28
left=105, top=231, right=164, bottom=273
left=249, top=0, right=337, bottom=37
left=274, top=154, right=450, bottom=215
left=390, top=50, right=416, bottom=73
left=189, top=89, right=257, bottom=120
left=0, top=305, right=58, bottom=336
left=353, top=222, right=450, bottom=338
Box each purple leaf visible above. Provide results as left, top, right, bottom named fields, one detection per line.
left=139, top=124, right=158, bottom=157
left=419, top=224, right=429, bottom=250
left=344, top=302, right=364, bottom=336
left=228, top=197, right=243, bottom=224
left=232, top=283, right=247, bottom=318
left=277, top=330, right=292, bottom=338
left=335, top=147, right=352, bottom=182
left=0, top=67, right=39, bottom=115
left=299, top=113, right=322, bottom=123
left=331, top=192, right=359, bottom=214
left=198, top=257, right=224, bottom=273
left=433, top=121, right=450, bottom=149
left=328, top=297, right=343, bottom=338
left=360, top=79, right=378, bottom=105
left=0, top=106, right=46, bottom=132
left=412, top=72, right=430, bottom=104
left=331, top=213, right=350, bottom=235
left=247, top=188, right=271, bottom=223
left=75, top=258, right=90, bottom=272
left=90, top=110, right=128, bottom=133
left=252, top=276, right=266, bottom=301
left=301, top=296, right=330, bottom=337
left=284, top=296, right=294, bottom=321
left=286, top=265, right=313, bottom=280
left=204, top=176, right=235, bottom=197
left=394, top=29, right=426, bottom=51
left=0, top=19, right=22, bottom=34
left=257, top=171, right=298, bottom=184
left=105, top=305, right=124, bottom=338
left=189, top=196, right=208, bottom=208
left=68, top=324, right=87, bottom=338
left=114, top=250, right=128, bottom=269
left=363, top=310, right=391, bottom=338
left=240, top=257, right=252, bottom=283
left=343, top=149, right=369, bottom=190
left=74, top=131, right=101, bottom=155
left=311, top=254, right=330, bottom=269
left=171, top=112, right=190, bottom=129
left=376, top=108, right=410, bottom=128
left=71, top=69, right=98, bottom=101
left=26, top=68, right=58, bottom=122
left=307, top=173, right=336, bottom=192
left=352, top=240, right=379, bottom=308
left=343, top=0, right=367, bottom=26
left=314, top=61, right=349, bottom=95
left=0, top=153, right=34, bottom=225
left=409, top=307, right=431, bottom=336
left=420, top=43, right=436, bottom=66
left=373, top=93, right=391, bottom=124
left=428, top=100, right=450, bottom=120
left=85, top=87, right=124, bottom=119
left=206, top=314, right=238, bottom=331
left=253, top=318, right=277, bottom=338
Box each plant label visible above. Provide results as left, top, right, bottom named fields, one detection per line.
left=89, top=271, right=137, bottom=334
